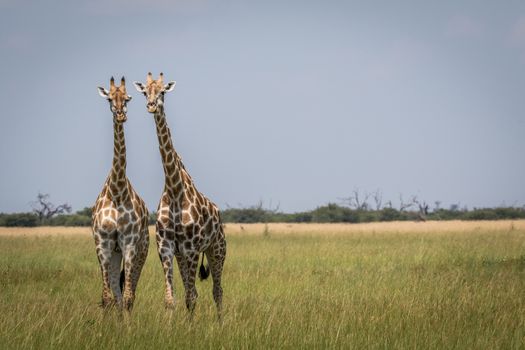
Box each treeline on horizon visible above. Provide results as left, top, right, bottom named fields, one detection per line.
left=1, top=203, right=525, bottom=227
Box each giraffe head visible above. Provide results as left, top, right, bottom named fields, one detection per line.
left=133, top=72, right=176, bottom=113
left=97, top=77, right=132, bottom=122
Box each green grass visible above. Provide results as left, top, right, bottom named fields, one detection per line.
left=1, top=224, right=525, bottom=349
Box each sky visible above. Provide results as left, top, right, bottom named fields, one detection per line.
left=0, top=0, right=524, bottom=213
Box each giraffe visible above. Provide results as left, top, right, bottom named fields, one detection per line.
left=134, top=72, right=226, bottom=318
left=92, top=76, right=150, bottom=311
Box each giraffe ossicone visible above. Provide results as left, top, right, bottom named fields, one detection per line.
left=134, top=72, right=227, bottom=319
left=92, top=76, right=150, bottom=311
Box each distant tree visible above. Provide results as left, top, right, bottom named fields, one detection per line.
left=31, top=193, right=72, bottom=222
left=217, top=201, right=525, bottom=224
left=342, top=188, right=371, bottom=211
left=75, top=207, right=93, bottom=217
left=399, top=194, right=416, bottom=212
left=290, top=212, right=313, bottom=223
left=414, top=198, right=429, bottom=222
left=148, top=211, right=157, bottom=225
left=48, top=214, right=91, bottom=226
left=372, top=189, right=383, bottom=211
left=1, top=212, right=39, bottom=227
left=449, top=203, right=460, bottom=212
left=311, top=203, right=359, bottom=223
left=222, top=200, right=281, bottom=223
left=379, top=207, right=402, bottom=221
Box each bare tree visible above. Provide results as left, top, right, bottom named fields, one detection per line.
left=226, top=200, right=280, bottom=213
left=434, top=201, right=441, bottom=211
left=450, top=203, right=461, bottom=211
left=414, top=198, right=429, bottom=222
left=342, top=188, right=371, bottom=210
left=254, top=199, right=280, bottom=214
left=31, top=193, right=72, bottom=222
left=398, top=194, right=416, bottom=212
left=372, top=189, right=383, bottom=211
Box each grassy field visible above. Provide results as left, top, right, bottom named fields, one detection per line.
left=1, top=221, right=525, bottom=349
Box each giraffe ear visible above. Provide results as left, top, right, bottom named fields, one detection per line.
left=164, top=81, right=176, bottom=92
left=133, top=81, right=146, bottom=93
left=97, top=87, right=110, bottom=99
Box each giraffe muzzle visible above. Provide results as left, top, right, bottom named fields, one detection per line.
left=147, top=102, right=157, bottom=113
left=115, top=111, right=127, bottom=122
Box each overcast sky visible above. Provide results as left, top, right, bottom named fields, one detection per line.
left=1, top=0, right=524, bottom=213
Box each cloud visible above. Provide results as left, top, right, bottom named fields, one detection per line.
left=1, top=33, right=33, bottom=52
left=364, top=38, right=434, bottom=83
left=445, top=15, right=483, bottom=39
left=80, top=0, right=209, bottom=16
left=509, top=16, right=525, bottom=47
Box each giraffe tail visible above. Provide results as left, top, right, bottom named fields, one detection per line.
left=199, top=253, right=210, bottom=281
left=119, top=268, right=125, bottom=292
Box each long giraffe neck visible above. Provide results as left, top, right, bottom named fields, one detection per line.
left=108, top=120, right=129, bottom=201
left=154, top=107, right=186, bottom=200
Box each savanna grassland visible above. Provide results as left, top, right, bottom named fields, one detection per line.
left=1, top=221, right=525, bottom=349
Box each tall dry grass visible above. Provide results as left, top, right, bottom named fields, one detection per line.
left=1, top=219, right=522, bottom=236
left=1, top=221, right=524, bottom=349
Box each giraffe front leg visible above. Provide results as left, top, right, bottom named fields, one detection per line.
left=206, top=238, right=227, bottom=321
left=184, top=252, right=200, bottom=315
left=95, top=236, right=117, bottom=308
left=161, top=254, right=175, bottom=309
left=100, top=265, right=113, bottom=308
left=122, top=246, right=137, bottom=311
left=174, top=250, right=190, bottom=298
left=157, top=231, right=176, bottom=308
left=109, top=250, right=123, bottom=305
left=130, top=229, right=149, bottom=295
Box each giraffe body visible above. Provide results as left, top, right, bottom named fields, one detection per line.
left=134, top=73, right=226, bottom=317
left=92, top=77, right=149, bottom=310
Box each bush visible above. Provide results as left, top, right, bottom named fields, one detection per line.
left=429, top=209, right=464, bottom=221
left=379, top=208, right=402, bottom=221
left=463, top=210, right=498, bottom=221
left=0, top=213, right=39, bottom=227
left=310, top=204, right=359, bottom=223
left=46, top=214, right=91, bottom=226
left=463, top=207, right=525, bottom=221
left=2, top=204, right=525, bottom=227
left=148, top=212, right=157, bottom=225
left=75, top=207, right=93, bottom=217
left=359, top=210, right=380, bottom=222
left=222, top=207, right=272, bottom=223
left=288, top=212, right=313, bottom=223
